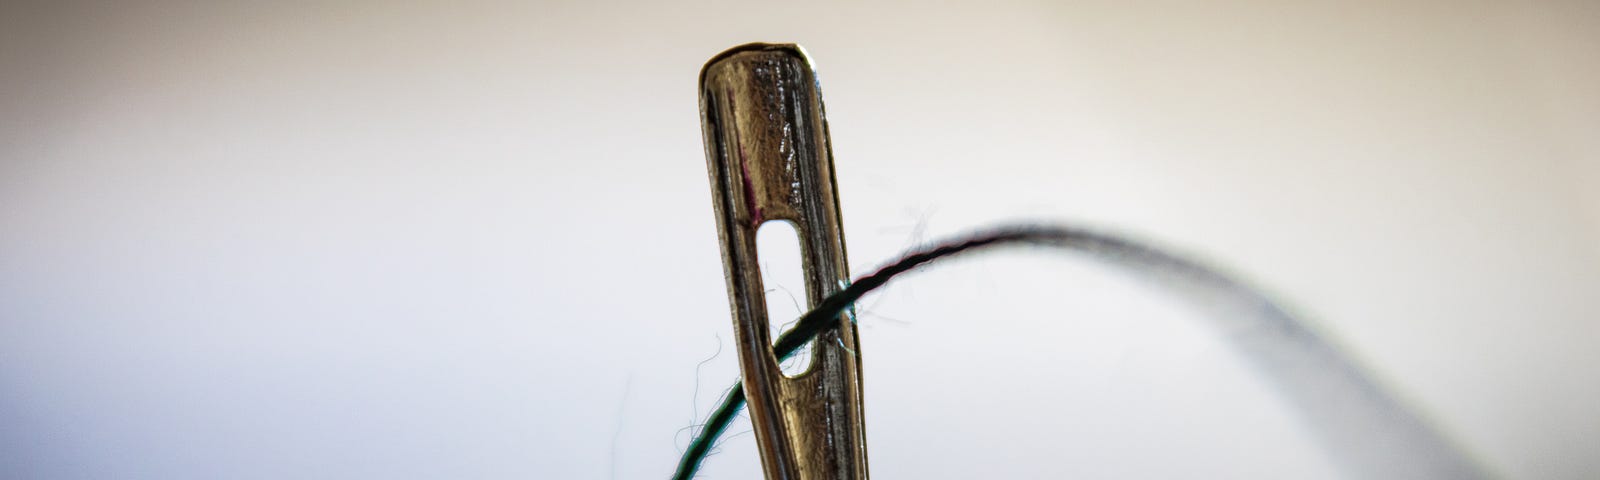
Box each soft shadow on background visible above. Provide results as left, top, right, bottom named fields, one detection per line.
left=3, top=1, right=1597, bottom=478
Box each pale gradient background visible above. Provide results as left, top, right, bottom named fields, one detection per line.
left=2, top=1, right=1597, bottom=479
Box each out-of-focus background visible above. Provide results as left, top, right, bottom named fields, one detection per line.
left=3, top=1, right=1596, bottom=478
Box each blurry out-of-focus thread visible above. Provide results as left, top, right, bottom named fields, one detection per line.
left=671, top=224, right=1487, bottom=480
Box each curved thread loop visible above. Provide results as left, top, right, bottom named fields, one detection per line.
left=672, top=225, right=1486, bottom=480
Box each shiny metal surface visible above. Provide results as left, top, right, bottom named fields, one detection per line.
left=698, top=43, right=869, bottom=480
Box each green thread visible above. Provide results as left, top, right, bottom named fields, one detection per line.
left=673, top=226, right=1107, bottom=479
left=670, top=224, right=1487, bottom=479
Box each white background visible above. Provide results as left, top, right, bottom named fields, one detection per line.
left=3, top=1, right=1597, bottom=478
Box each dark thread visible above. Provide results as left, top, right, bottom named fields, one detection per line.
left=673, top=226, right=1121, bottom=479
left=670, top=224, right=1486, bottom=480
